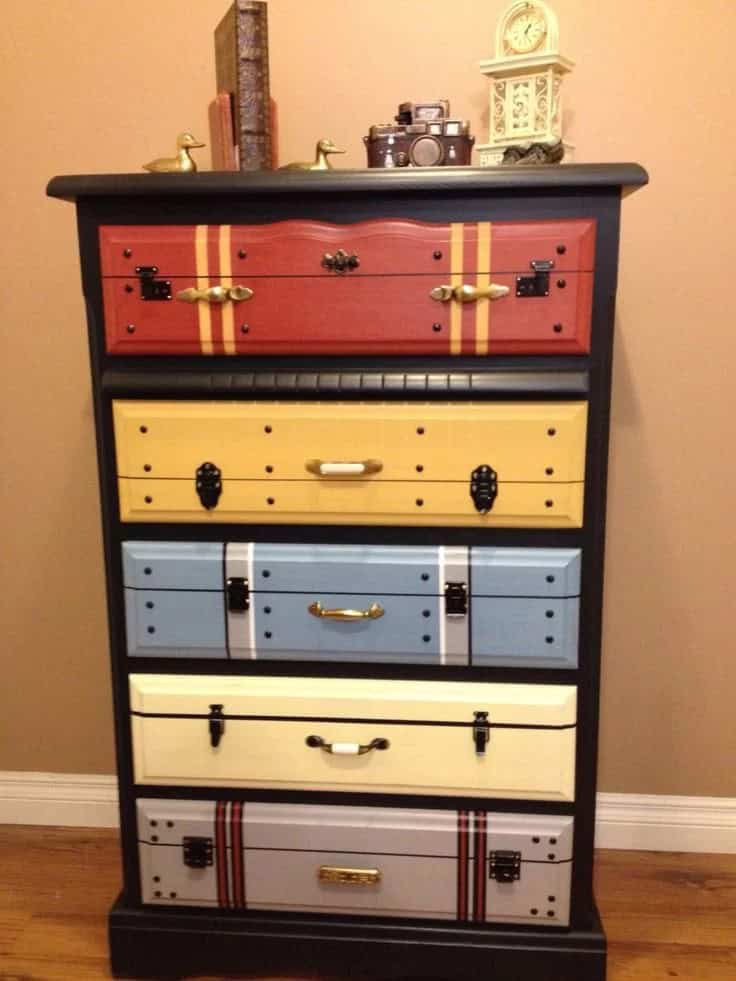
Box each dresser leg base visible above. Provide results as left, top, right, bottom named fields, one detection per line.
left=109, top=894, right=607, bottom=980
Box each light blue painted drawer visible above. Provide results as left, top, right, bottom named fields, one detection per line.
left=122, top=542, right=581, bottom=668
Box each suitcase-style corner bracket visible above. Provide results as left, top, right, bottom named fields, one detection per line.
left=470, top=465, right=498, bottom=514
left=489, top=850, right=521, bottom=883
left=473, top=711, right=491, bottom=755
left=227, top=577, right=249, bottom=613
left=444, top=581, right=467, bottom=617
left=516, top=259, right=553, bottom=298
left=196, top=462, right=222, bottom=510
left=208, top=704, right=225, bottom=748
left=135, top=265, right=172, bottom=301
left=182, top=836, right=214, bottom=869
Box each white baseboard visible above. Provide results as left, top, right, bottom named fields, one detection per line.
left=1, top=772, right=735, bottom=853
left=0, top=771, right=119, bottom=828
left=595, top=792, right=736, bottom=853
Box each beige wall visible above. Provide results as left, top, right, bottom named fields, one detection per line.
left=2, top=1, right=735, bottom=794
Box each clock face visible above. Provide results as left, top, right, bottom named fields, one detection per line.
left=504, top=5, right=547, bottom=54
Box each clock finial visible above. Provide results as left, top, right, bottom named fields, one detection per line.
left=478, top=1, right=574, bottom=167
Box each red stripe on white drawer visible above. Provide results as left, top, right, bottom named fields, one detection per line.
left=230, top=801, right=245, bottom=907
left=215, top=800, right=229, bottom=907
left=457, top=809, right=470, bottom=920
left=473, top=810, right=487, bottom=922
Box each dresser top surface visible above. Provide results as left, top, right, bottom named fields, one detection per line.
left=46, top=163, right=648, bottom=203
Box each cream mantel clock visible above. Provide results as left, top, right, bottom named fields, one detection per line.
left=477, top=1, right=574, bottom=166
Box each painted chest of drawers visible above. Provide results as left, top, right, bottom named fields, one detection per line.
left=47, top=165, right=647, bottom=981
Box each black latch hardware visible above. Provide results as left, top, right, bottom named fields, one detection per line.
left=196, top=462, right=222, bottom=510
left=489, top=850, right=521, bottom=883
left=226, top=577, right=249, bottom=613
left=135, top=265, right=172, bottom=301
left=444, top=581, right=467, bottom=617
left=516, top=259, right=553, bottom=298
left=473, top=711, right=491, bottom=755
left=470, top=465, right=498, bottom=514
left=182, top=836, right=214, bottom=869
left=208, top=704, right=225, bottom=748
left=321, top=249, right=360, bottom=274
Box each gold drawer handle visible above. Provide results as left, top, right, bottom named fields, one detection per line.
left=306, top=735, right=390, bottom=756
left=305, top=459, right=383, bottom=477
left=430, top=283, right=510, bottom=303
left=176, top=285, right=254, bottom=304
left=318, top=866, right=382, bottom=886
left=308, top=601, right=384, bottom=622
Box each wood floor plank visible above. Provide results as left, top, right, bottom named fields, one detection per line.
left=607, top=941, right=736, bottom=980
left=1, top=825, right=735, bottom=980
left=596, top=849, right=736, bottom=948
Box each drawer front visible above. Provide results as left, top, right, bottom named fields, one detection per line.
left=137, top=799, right=573, bottom=926
left=100, top=219, right=594, bottom=356
left=114, top=400, right=587, bottom=528
left=123, top=541, right=579, bottom=668
left=130, top=675, right=577, bottom=801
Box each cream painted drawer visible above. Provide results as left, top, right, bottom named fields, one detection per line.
left=130, top=674, right=577, bottom=802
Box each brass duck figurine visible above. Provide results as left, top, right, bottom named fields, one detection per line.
left=143, top=132, right=205, bottom=173
left=280, top=138, right=345, bottom=171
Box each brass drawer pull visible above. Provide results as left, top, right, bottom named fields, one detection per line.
left=306, top=735, right=390, bottom=756
left=308, top=601, right=385, bottom=622
left=430, top=283, right=510, bottom=303
left=305, top=459, right=383, bottom=477
left=176, top=285, right=254, bottom=304
left=318, top=866, right=382, bottom=886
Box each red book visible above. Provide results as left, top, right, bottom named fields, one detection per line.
left=209, top=93, right=237, bottom=172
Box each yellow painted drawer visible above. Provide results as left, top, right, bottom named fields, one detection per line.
left=130, top=674, right=577, bottom=802
left=114, top=401, right=587, bottom=527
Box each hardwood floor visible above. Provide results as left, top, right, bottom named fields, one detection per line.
left=0, top=826, right=734, bottom=980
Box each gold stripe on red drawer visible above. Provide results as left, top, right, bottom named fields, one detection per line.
left=475, top=223, right=491, bottom=355
left=195, top=225, right=214, bottom=355
left=219, top=225, right=236, bottom=355
left=450, top=223, right=463, bottom=355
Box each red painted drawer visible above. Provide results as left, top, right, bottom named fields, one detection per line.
left=100, top=219, right=595, bottom=356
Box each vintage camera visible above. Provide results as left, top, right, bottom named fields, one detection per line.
left=364, top=101, right=474, bottom=168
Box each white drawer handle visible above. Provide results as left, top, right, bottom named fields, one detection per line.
left=305, top=459, right=383, bottom=477
left=306, top=735, right=390, bottom=756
